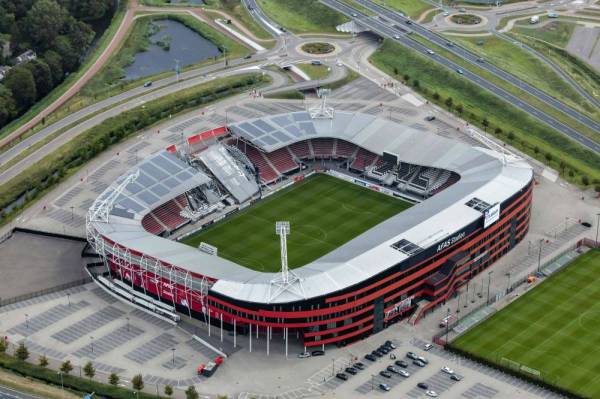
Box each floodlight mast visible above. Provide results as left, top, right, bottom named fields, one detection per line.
left=276, top=221, right=291, bottom=283
left=269, top=221, right=305, bottom=302
left=309, top=88, right=334, bottom=119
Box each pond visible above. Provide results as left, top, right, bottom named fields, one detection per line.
left=123, top=19, right=221, bottom=80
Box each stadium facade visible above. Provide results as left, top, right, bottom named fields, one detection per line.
left=86, top=110, right=533, bottom=350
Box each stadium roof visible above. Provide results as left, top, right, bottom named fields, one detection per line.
left=90, top=112, right=532, bottom=305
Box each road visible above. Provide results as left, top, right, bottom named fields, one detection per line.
left=321, top=0, right=600, bottom=154
left=349, top=0, right=600, bottom=134
left=0, top=386, right=43, bottom=399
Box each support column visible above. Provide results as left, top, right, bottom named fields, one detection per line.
left=267, top=326, right=270, bottom=356
left=208, top=310, right=211, bottom=337
left=233, top=319, right=237, bottom=348
left=220, top=314, right=223, bottom=342
left=285, top=327, right=288, bottom=358
left=249, top=324, right=252, bottom=353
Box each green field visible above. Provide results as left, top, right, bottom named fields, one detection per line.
left=182, top=174, right=411, bottom=271
left=256, top=0, right=349, bottom=34
left=372, top=0, right=434, bottom=19
left=452, top=250, right=600, bottom=398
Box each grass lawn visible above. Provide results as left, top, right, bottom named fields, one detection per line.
left=214, top=0, right=276, bottom=41
left=256, top=0, right=349, bottom=34
left=369, top=39, right=600, bottom=186
left=182, top=174, right=411, bottom=271
left=372, top=0, right=434, bottom=19
left=451, top=250, right=600, bottom=398
left=448, top=35, right=597, bottom=117
left=297, top=63, right=331, bottom=80
left=512, top=20, right=575, bottom=47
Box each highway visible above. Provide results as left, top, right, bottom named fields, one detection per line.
left=320, top=0, right=600, bottom=154
left=0, top=385, right=43, bottom=399
left=349, top=0, right=600, bottom=134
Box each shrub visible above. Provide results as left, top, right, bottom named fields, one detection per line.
left=60, top=360, right=73, bottom=375
left=164, top=385, right=173, bottom=397
left=109, top=372, right=119, bottom=386
left=185, top=385, right=199, bottom=399
left=38, top=355, right=48, bottom=368
left=15, top=343, right=29, bottom=361
left=132, top=374, right=144, bottom=390
left=83, top=361, right=95, bottom=380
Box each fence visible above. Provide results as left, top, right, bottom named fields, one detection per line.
left=0, top=278, right=91, bottom=308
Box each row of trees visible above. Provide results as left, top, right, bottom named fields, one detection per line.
left=2, top=338, right=200, bottom=398
left=0, top=0, right=115, bottom=128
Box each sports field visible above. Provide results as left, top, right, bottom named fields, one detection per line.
left=182, top=174, right=411, bottom=272
left=451, top=249, right=600, bottom=398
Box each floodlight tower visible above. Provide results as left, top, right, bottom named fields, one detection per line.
left=269, top=221, right=305, bottom=302
left=276, top=221, right=291, bottom=283
left=309, top=88, right=334, bottom=119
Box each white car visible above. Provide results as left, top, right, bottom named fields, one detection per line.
left=398, top=369, right=410, bottom=377
left=443, top=11, right=449, bottom=16
left=426, top=49, right=435, bottom=55
left=417, top=356, right=429, bottom=364
left=441, top=366, right=455, bottom=374
left=394, top=34, right=401, bottom=39
left=298, top=352, right=311, bottom=358
left=424, top=343, right=433, bottom=351
left=426, top=391, right=439, bottom=398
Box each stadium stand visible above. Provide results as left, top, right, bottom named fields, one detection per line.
left=265, top=147, right=299, bottom=174
left=141, top=213, right=166, bottom=235
left=311, top=138, right=335, bottom=158
left=334, top=139, right=358, bottom=158
left=148, top=196, right=189, bottom=231
left=289, top=141, right=311, bottom=159
left=237, top=142, right=279, bottom=183
left=350, top=148, right=377, bottom=171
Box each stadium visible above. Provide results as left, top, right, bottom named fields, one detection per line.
left=85, top=99, right=533, bottom=353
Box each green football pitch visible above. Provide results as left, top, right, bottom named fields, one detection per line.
left=182, top=174, right=412, bottom=272
left=451, top=249, right=600, bottom=398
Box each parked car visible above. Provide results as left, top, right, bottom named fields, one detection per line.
left=298, top=352, right=310, bottom=358
left=417, top=356, right=429, bottom=364
left=450, top=374, right=463, bottom=381
left=380, top=370, right=392, bottom=378
left=336, top=373, right=348, bottom=381
left=384, top=340, right=396, bottom=349
left=387, top=365, right=400, bottom=374
left=398, top=369, right=410, bottom=377
left=395, top=359, right=408, bottom=368
left=441, top=366, right=455, bottom=374
left=406, top=351, right=418, bottom=360
left=417, top=382, right=429, bottom=390
left=354, top=362, right=365, bottom=369
left=426, top=390, right=439, bottom=397
left=425, top=115, right=436, bottom=121
left=424, top=343, right=433, bottom=351
left=379, top=383, right=391, bottom=391
left=311, top=350, right=325, bottom=356
left=413, top=360, right=426, bottom=367
left=373, top=350, right=384, bottom=357
left=345, top=367, right=357, bottom=375
left=365, top=354, right=376, bottom=362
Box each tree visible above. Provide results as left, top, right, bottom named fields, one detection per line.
left=455, top=103, right=463, bottom=114
left=63, top=0, right=113, bottom=21
left=109, top=373, right=119, bottom=386
left=0, top=337, right=6, bottom=354
left=402, top=74, right=410, bottom=83
left=53, top=35, right=79, bottom=72
left=393, top=67, right=398, bottom=75
left=63, top=17, right=95, bottom=54
left=60, top=360, right=73, bottom=375
left=15, top=342, right=29, bottom=361
left=164, top=385, right=173, bottom=397
left=581, top=175, right=590, bottom=186
left=132, top=374, right=144, bottom=390
left=38, top=355, right=49, bottom=367
left=4, top=66, right=37, bottom=110
left=185, top=385, right=199, bottom=399
left=42, top=50, right=64, bottom=84
left=444, top=96, right=453, bottom=109
left=412, top=79, right=419, bottom=89
left=545, top=152, right=553, bottom=162
left=24, top=59, right=54, bottom=98
left=24, top=0, right=68, bottom=49
left=494, top=127, right=502, bottom=135
left=0, top=84, right=17, bottom=127
left=432, top=92, right=440, bottom=101
left=482, top=118, right=489, bottom=131
left=83, top=361, right=95, bottom=379
left=534, top=146, right=540, bottom=154
left=507, top=131, right=515, bottom=140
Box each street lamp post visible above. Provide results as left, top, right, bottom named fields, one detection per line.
left=537, top=238, right=544, bottom=272
left=171, top=348, right=175, bottom=365
left=486, top=271, right=493, bottom=304
left=445, top=308, right=451, bottom=344
left=67, top=293, right=71, bottom=306
left=90, top=336, right=94, bottom=354
left=126, top=317, right=130, bottom=332
left=57, top=371, right=64, bottom=396
left=506, top=272, right=511, bottom=293
left=25, top=314, right=29, bottom=329
left=331, top=358, right=335, bottom=376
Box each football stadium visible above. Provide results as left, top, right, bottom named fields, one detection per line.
left=85, top=102, right=533, bottom=352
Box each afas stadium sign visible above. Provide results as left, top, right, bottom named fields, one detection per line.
left=436, top=231, right=466, bottom=252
